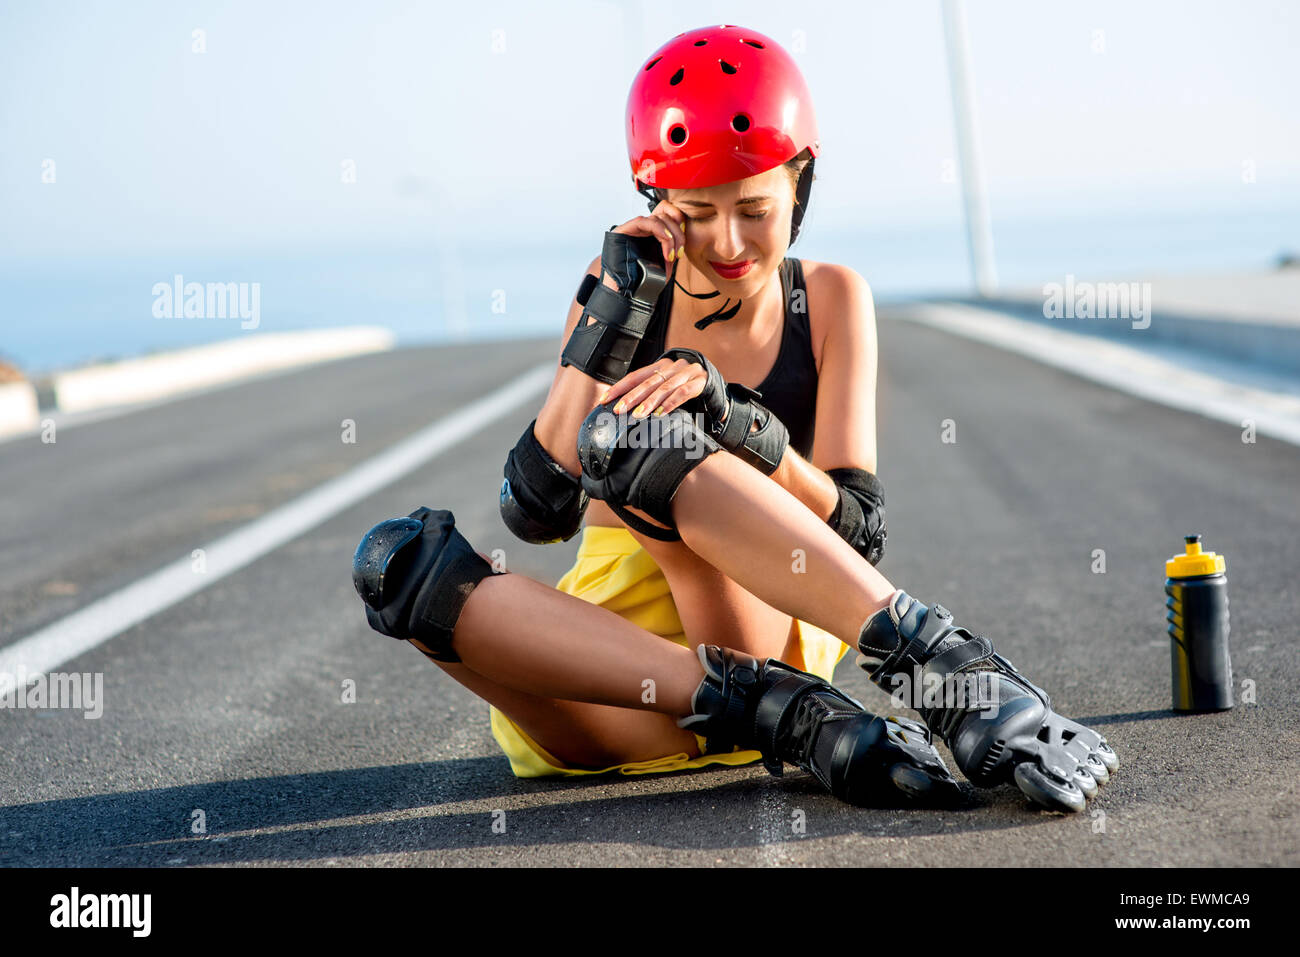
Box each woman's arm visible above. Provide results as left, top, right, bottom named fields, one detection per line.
left=592, top=263, right=881, bottom=524
left=501, top=211, right=686, bottom=544
left=535, top=212, right=687, bottom=476
left=764, top=264, right=880, bottom=518
left=532, top=255, right=609, bottom=477
left=808, top=264, right=880, bottom=473
left=765, top=449, right=838, bottom=521
left=497, top=256, right=610, bottom=545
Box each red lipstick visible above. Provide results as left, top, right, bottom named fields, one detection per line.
left=710, top=259, right=755, bottom=280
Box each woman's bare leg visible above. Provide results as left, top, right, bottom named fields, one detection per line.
left=417, top=450, right=895, bottom=766
left=432, top=659, right=704, bottom=767
left=391, top=429, right=904, bottom=770
left=621, top=450, right=898, bottom=650
left=373, top=455, right=957, bottom=793
left=630, top=529, right=800, bottom=662
left=407, top=570, right=705, bottom=767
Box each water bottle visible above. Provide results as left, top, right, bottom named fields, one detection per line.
left=1164, top=534, right=1232, bottom=712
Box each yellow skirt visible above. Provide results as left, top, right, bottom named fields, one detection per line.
left=488, top=524, right=852, bottom=777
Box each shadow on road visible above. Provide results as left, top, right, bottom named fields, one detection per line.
left=0, top=758, right=1060, bottom=865
left=1074, top=709, right=1179, bottom=726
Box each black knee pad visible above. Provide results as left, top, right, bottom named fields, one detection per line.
left=575, top=401, right=721, bottom=541
left=352, top=506, right=496, bottom=662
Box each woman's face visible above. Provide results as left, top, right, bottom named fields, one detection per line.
left=667, top=164, right=795, bottom=293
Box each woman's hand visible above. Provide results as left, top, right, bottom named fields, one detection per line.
left=613, top=199, right=688, bottom=268
left=595, top=198, right=698, bottom=418
left=597, top=355, right=708, bottom=419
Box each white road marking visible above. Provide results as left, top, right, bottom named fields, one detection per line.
left=900, top=303, right=1300, bottom=447
left=0, top=362, right=554, bottom=696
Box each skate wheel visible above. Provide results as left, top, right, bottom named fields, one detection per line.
left=888, top=763, right=935, bottom=798
left=1096, top=741, right=1119, bottom=773
left=1014, top=762, right=1086, bottom=813
left=1072, top=764, right=1099, bottom=799
left=1085, top=752, right=1110, bottom=786
left=888, top=760, right=962, bottom=804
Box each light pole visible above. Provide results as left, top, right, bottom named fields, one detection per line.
left=942, top=0, right=999, bottom=297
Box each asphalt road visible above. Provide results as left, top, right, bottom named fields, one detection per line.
left=1, top=315, right=1296, bottom=867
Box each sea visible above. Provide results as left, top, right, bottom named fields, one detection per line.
left=2, top=205, right=1295, bottom=377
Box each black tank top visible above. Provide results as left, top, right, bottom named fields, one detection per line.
left=633, top=258, right=819, bottom=458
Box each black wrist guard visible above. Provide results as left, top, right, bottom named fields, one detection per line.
left=659, top=347, right=789, bottom=475
left=718, top=381, right=789, bottom=474
left=827, top=467, right=887, bottom=566
left=560, top=229, right=668, bottom=385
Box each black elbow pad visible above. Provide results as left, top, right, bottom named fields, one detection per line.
left=826, top=468, right=887, bottom=566
left=500, top=419, right=589, bottom=544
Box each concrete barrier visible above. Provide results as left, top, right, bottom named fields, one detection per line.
left=51, top=327, right=395, bottom=414
left=0, top=382, right=40, bottom=438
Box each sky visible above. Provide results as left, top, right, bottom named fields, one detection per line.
left=1, top=0, right=1297, bottom=260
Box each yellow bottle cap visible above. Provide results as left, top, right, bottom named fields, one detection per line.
left=1166, top=534, right=1226, bottom=578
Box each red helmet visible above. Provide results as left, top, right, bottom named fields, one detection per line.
left=627, top=25, right=820, bottom=194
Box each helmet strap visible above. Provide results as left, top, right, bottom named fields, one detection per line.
left=638, top=179, right=661, bottom=213
left=689, top=295, right=742, bottom=330
left=670, top=259, right=743, bottom=331
left=789, top=155, right=815, bottom=246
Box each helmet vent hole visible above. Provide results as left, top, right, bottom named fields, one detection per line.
left=693, top=39, right=707, bottom=46
left=742, top=39, right=765, bottom=49
left=644, top=56, right=662, bottom=71
left=719, top=59, right=737, bottom=75
left=731, top=113, right=751, bottom=133
left=669, top=67, right=684, bottom=85
left=668, top=124, right=688, bottom=146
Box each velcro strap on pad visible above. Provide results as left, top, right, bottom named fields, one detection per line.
left=501, top=420, right=587, bottom=544
left=583, top=282, right=635, bottom=326
left=561, top=289, right=648, bottom=384
left=723, top=384, right=787, bottom=474
left=714, top=388, right=755, bottom=451
left=508, top=420, right=581, bottom=507
left=358, top=507, right=495, bottom=662
left=408, top=543, right=494, bottom=662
